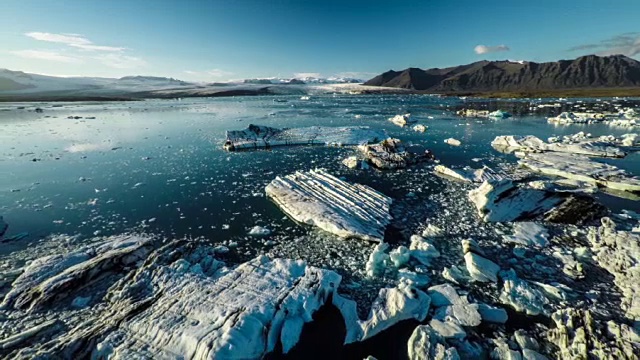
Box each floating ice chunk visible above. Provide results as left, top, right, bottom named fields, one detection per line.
left=266, top=169, right=392, bottom=242
left=434, top=303, right=482, bottom=326
left=223, top=124, right=387, bottom=151
left=477, top=303, right=508, bottom=323
left=389, top=246, right=411, bottom=268
left=444, top=138, right=461, bottom=146
left=488, top=110, right=512, bottom=119
left=413, top=124, right=427, bottom=133
left=1, top=235, right=154, bottom=311
left=248, top=225, right=272, bottom=236
left=457, top=109, right=489, bottom=118
left=435, top=165, right=506, bottom=183
left=491, top=339, right=523, bottom=360
left=522, top=349, right=549, bottom=360
left=342, top=156, right=369, bottom=170
left=366, top=243, right=390, bottom=278
left=398, top=269, right=431, bottom=287
left=502, top=222, right=549, bottom=247
left=514, top=330, right=540, bottom=351
left=388, top=113, right=415, bottom=127
left=442, top=265, right=471, bottom=285
left=410, top=235, right=441, bottom=266
left=427, top=284, right=468, bottom=307
left=464, top=252, right=499, bottom=283
left=468, top=179, right=604, bottom=224
left=429, top=319, right=466, bottom=339
left=338, top=281, right=431, bottom=343
left=492, top=135, right=626, bottom=158
left=358, top=138, right=434, bottom=170
left=359, top=281, right=430, bottom=340
left=422, top=224, right=443, bottom=238
left=407, top=325, right=460, bottom=360
left=498, top=269, right=548, bottom=316
left=517, top=152, right=640, bottom=193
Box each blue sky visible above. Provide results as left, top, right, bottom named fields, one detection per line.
left=1, top=0, right=639, bottom=81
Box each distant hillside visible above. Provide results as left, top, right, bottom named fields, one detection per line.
left=364, top=55, right=640, bottom=93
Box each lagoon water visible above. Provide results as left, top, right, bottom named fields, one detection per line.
left=1, top=94, right=639, bottom=255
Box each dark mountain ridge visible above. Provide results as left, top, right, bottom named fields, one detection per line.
left=364, top=55, right=640, bottom=92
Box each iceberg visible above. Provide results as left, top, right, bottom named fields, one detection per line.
left=468, top=179, right=604, bottom=224
left=502, top=222, right=549, bottom=248
left=517, top=152, right=640, bottom=193
left=488, top=110, right=512, bottom=119
left=434, top=165, right=506, bottom=183
left=223, top=124, right=387, bottom=151
left=492, top=135, right=626, bottom=158
left=265, top=169, right=392, bottom=242
left=358, top=138, right=434, bottom=170
left=388, top=113, right=415, bottom=127
left=444, top=138, right=462, bottom=146
left=407, top=325, right=460, bottom=360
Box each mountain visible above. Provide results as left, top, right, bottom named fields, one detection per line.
left=364, top=55, right=640, bottom=93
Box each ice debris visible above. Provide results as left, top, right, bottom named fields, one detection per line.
left=342, top=156, right=369, bottom=169
left=498, top=269, right=549, bottom=316
left=248, top=225, right=272, bottom=236
left=462, top=239, right=500, bottom=283
left=223, top=124, right=387, bottom=150
left=412, top=124, right=427, bottom=133
left=265, top=169, right=392, bottom=242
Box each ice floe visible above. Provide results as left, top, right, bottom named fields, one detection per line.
left=434, top=165, right=506, bottom=183
left=492, top=134, right=626, bottom=158
left=502, top=222, right=549, bottom=248
left=223, top=124, right=387, bottom=151
left=407, top=325, right=460, bottom=360
left=412, top=124, right=427, bottom=133
left=468, top=179, right=605, bottom=224
left=517, top=152, right=640, bottom=193
left=265, top=169, right=392, bottom=242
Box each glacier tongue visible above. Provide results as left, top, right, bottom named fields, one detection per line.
left=265, top=169, right=393, bottom=242
left=223, top=124, right=387, bottom=151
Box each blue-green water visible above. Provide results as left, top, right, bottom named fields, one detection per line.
left=1, top=95, right=639, bottom=251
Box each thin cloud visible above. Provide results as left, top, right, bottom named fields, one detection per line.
left=183, top=69, right=233, bottom=80
left=25, top=32, right=91, bottom=46
left=333, top=71, right=376, bottom=80
left=25, top=31, right=125, bottom=52
left=9, top=50, right=83, bottom=63
left=569, top=32, right=640, bottom=57
left=206, top=69, right=233, bottom=77
left=474, top=44, right=510, bottom=54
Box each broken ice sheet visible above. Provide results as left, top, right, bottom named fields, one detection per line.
left=265, top=169, right=392, bottom=242
left=223, top=124, right=387, bottom=150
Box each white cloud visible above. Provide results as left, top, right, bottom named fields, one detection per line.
left=474, top=44, right=510, bottom=54
left=294, top=72, right=322, bottom=79
left=9, top=50, right=83, bottom=63
left=182, top=69, right=233, bottom=80
left=25, top=32, right=91, bottom=46
left=25, top=31, right=125, bottom=52
left=206, top=69, right=233, bottom=77
left=333, top=71, right=376, bottom=80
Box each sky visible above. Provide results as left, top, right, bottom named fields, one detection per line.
left=1, top=0, right=640, bottom=81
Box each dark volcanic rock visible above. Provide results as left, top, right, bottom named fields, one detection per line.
left=364, top=55, right=640, bottom=92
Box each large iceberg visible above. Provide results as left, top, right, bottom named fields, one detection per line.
left=265, top=169, right=392, bottom=242
left=223, top=124, right=387, bottom=151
